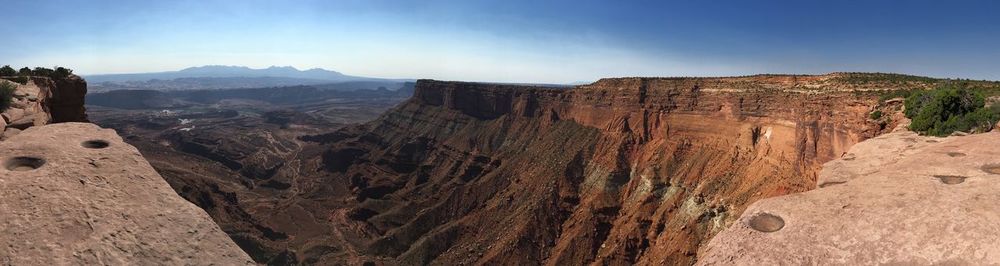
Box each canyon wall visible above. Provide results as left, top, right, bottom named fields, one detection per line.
left=280, top=74, right=905, bottom=264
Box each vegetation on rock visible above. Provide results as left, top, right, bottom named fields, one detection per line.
left=905, top=86, right=1000, bottom=136
left=869, top=110, right=883, bottom=120
left=0, top=81, right=15, bottom=112
left=0, top=66, right=74, bottom=80
left=0, top=65, right=15, bottom=76
left=835, top=72, right=940, bottom=85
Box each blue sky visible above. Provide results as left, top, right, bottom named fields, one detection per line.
left=3, top=0, right=1000, bottom=83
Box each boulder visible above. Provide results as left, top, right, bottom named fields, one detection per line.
left=46, top=75, right=88, bottom=122
left=0, top=127, right=20, bottom=141
left=0, top=109, right=16, bottom=123
left=7, top=113, right=37, bottom=130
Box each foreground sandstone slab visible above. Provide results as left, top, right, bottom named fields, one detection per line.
left=0, top=123, right=253, bottom=265
left=699, top=129, right=1000, bottom=264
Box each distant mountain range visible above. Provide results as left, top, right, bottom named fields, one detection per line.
left=85, top=65, right=413, bottom=92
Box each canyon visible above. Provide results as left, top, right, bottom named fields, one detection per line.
left=91, top=73, right=935, bottom=264
left=9, top=72, right=994, bottom=265
left=297, top=74, right=906, bottom=265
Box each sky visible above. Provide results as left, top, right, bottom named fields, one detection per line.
left=3, top=0, right=1000, bottom=83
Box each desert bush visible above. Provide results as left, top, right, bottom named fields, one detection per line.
left=0, top=65, right=15, bottom=76
left=0, top=82, right=15, bottom=112
left=0, top=76, right=28, bottom=85
left=32, top=67, right=54, bottom=77
left=836, top=72, right=939, bottom=85
left=869, top=110, right=883, bottom=120
left=17, top=67, right=30, bottom=76
left=905, top=87, right=1000, bottom=136
left=52, top=67, right=73, bottom=79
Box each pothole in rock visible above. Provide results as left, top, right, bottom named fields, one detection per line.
left=747, top=213, right=784, bottom=233
left=982, top=164, right=1000, bottom=175
left=946, top=152, right=966, bottom=157
left=81, top=140, right=110, bottom=149
left=4, top=157, right=46, bottom=171
left=926, top=139, right=940, bottom=143
left=934, top=175, right=967, bottom=185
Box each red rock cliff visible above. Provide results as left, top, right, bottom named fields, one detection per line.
left=225, top=74, right=918, bottom=264
left=1, top=76, right=88, bottom=140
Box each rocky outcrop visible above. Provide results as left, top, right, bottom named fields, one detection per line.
left=0, top=123, right=253, bottom=265
left=44, top=75, right=89, bottom=122
left=1, top=76, right=88, bottom=140
left=698, top=124, right=1000, bottom=264
left=257, top=74, right=918, bottom=264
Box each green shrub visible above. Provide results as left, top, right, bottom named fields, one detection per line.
left=0, top=76, right=28, bottom=85
left=17, top=67, right=30, bottom=76
left=870, top=110, right=883, bottom=120
left=52, top=67, right=73, bottom=79
left=0, top=82, right=15, bottom=113
left=905, top=87, right=1000, bottom=136
left=0, top=65, right=15, bottom=76
left=32, top=67, right=54, bottom=77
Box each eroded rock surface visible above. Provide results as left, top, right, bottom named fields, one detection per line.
left=244, top=74, right=911, bottom=264
left=699, top=127, right=1000, bottom=264
left=1, top=76, right=88, bottom=140
left=0, top=123, right=253, bottom=265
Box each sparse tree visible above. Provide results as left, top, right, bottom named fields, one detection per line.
left=0, top=81, right=15, bottom=112
left=0, top=65, right=15, bottom=76
left=32, top=67, right=54, bottom=77
left=53, top=67, right=73, bottom=79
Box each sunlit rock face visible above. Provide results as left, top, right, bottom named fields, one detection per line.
left=270, top=74, right=906, bottom=265
left=1, top=76, right=88, bottom=140
left=0, top=123, right=253, bottom=265
left=699, top=126, right=1000, bottom=265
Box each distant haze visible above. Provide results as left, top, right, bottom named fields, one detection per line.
left=86, top=65, right=383, bottom=83
left=84, top=65, right=414, bottom=92
left=4, top=1, right=1000, bottom=83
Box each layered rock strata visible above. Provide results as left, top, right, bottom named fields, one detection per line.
left=276, top=74, right=908, bottom=264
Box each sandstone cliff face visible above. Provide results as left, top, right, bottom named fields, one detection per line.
left=699, top=125, right=1000, bottom=264
left=0, top=123, right=253, bottom=265
left=280, top=74, right=905, bottom=264
left=1, top=76, right=88, bottom=139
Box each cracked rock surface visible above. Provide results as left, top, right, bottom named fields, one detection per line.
left=0, top=123, right=252, bottom=265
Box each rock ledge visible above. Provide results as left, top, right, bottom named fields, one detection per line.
left=699, top=128, right=1000, bottom=264
left=0, top=123, right=252, bottom=265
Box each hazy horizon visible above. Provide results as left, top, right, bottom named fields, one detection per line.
left=5, top=0, right=1000, bottom=83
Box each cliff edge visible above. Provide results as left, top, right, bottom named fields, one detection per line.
left=0, top=123, right=253, bottom=265
left=289, top=74, right=908, bottom=264
left=699, top=123, right=1000, bottom=264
